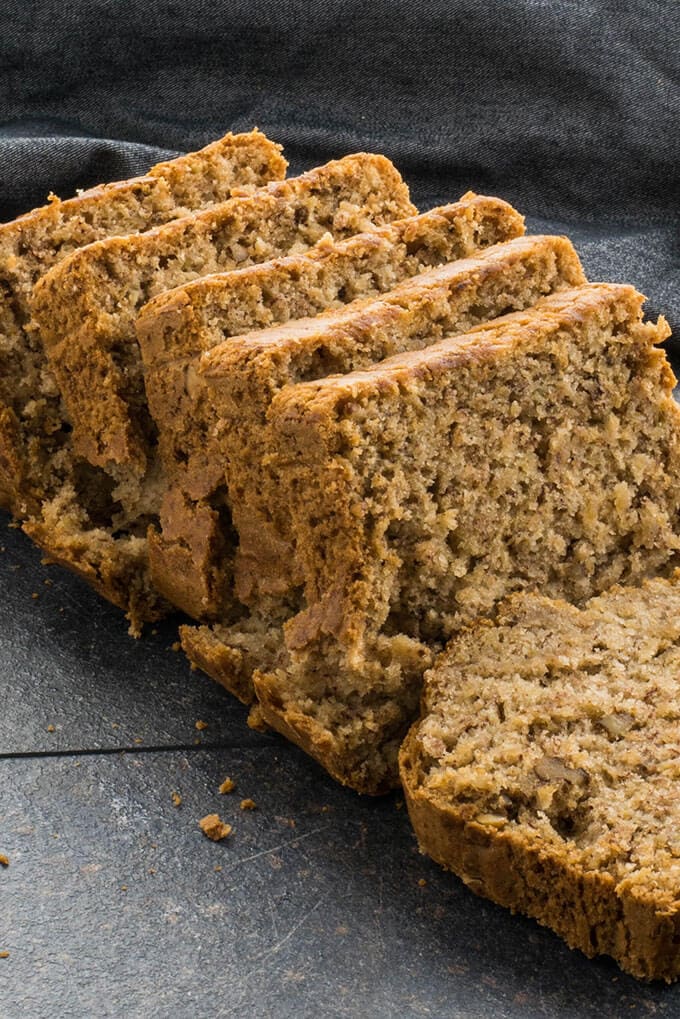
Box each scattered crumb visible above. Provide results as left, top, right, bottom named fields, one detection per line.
left=31, top=592, right=39, bottom=600
left=52, top=834, right=59, bottom=840
left=320, top=805, right=331, bottom=813
left=395, top=800, right=404, bottom=811
left=240, top=798, right=257, bottom=811
left=151, top=628, right=158, bottom=635
left=336, top=925, right=349, bottom=936
left=0, top=951, right=8, bottom=959
left=219, top=777, right=235, bottom=794
left=7, top=520, right=19, bottom=530
left=199, top=814, right=232, bottom=842
left=74, top=762, right=81, bottom=768
left=194, top=738, right=200, bottom=745
left=121, top=885, right=127, bottom=892
left=214, top=865, right=222, bottom=873
left=195, top=720, right=208, bottom=731
left=189, top=662, right=198, bottom=672
left=59, top=607, right=64, bottom=613
left=171, top=792, right=182, bottom=808
left=0, top=854, right=9, bottom=867
left=418, top=878, right=427, bottom=888
left=133, top=737, right=143, bottom=745
left=171, top=641, right=181, bottom=652
left=46, top=724, right=55, bottom=733
left=111, top=723, right=119, bottom=730
left=148, top=868, right=156, bottom=875
left=43, top=578, right=53, bottom=586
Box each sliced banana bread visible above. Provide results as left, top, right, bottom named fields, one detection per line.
left=0, top=129, right=285, bottom=516
left=253, top=284, right=680, bottom=793
left=401, top=573, right=680, bottom=981
left=173, top=235, right=585, bottom=702
left=26, top=154, right=414, bottom=631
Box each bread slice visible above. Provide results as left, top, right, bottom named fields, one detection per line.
left=174, top=235, right=585, bottom=702
left=0, top=129, right=285, bottom=517
left=401, top=573, right=680, bottom=981
left=26, top=154, right=414, bottom=631
left=140, top=197, right=528, bottom=619
left=252, top=284, right=679, bottom=793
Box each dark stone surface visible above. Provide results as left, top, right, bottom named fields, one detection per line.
left=1, top=747, right=677, bottom=1019
left=0, top=517, right=272, bottom=756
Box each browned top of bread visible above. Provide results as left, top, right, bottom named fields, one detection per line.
left=136, top=193, right=525, bottom=365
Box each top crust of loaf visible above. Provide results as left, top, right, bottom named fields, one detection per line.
left=0, top=129, right=285, bottom=248
left=135, top=193, right=525, bottom=364
left=31, top=152, right=414, bottom=351
left=198, top=234, right=584, bottom=380
left=270, top=283, right=669, bottom=424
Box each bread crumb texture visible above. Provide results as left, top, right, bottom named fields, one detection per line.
left=401, top=572, right=680, bottom=982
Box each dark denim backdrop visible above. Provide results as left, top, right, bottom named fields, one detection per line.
left=1, top=1, right=678, bottom=311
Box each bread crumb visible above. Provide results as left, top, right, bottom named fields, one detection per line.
left=189, top=662, right=198, bottom=672
left=121, top=885, right=127, bottom=891
left=0, top=951, right=9, bottom=959
left=111, top=723, right=119, bottom=729
left=31, top=592, right=39, bottom=600
left=171, top=641, right=181, bottom=652
left=199, top=814, right=232, bottom=841
left=151, top=628, right=158, bottom=635
left=7, top=521, right=19, bottom=530
left=418, top=878, right=428, bottom=888
left=240, top=798, right=257, bottom=811
left=46, top=724, right=55, bottom=733
left=395, top=800, right=404, bottom=811
left=133, top=737, right=143, bottom=745
left=0, top=854, right=9, bottom=867
left=214, top=865, right=222, bottom=872
left=195, top=719, right=208, bottom=731
left=43, top=578, right=53, bottom=586
left=149, top=868, right=156, bottom=875
left=219, top=777, right=235, bottom=794
left=171, top=791, right=182, bottom=808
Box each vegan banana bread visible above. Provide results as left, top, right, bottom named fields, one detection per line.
left=253, top=284, right=680, bottom=793
left=0, top=129, right=285, bottom=517
left=26, top=154, right=414, bottom=630
left=401, top=572, right=680, bottom=981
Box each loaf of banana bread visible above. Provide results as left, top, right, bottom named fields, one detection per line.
left=253, top=284, right=680, bottom=793
left=26, top=154, right=414, bottom=630
left=0, top=129, right=285, bottom=517
left=401, top=573, right=680, bottom=981
left=138, top=197, right=528, bottom=619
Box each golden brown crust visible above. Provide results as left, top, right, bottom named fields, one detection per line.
left=179, top=624, right=256, bottom=706
left=136, top=193, right=525, bottom=365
